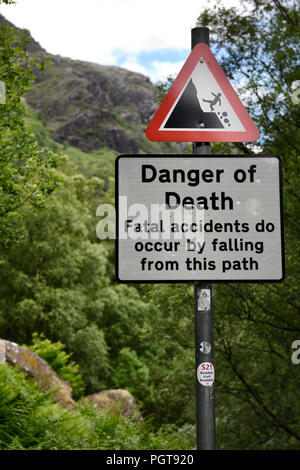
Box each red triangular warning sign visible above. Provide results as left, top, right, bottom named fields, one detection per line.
left=146, top=43, right=259, bottom=142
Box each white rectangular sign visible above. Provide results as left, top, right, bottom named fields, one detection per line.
left=116, top=155, right=284, bottom=283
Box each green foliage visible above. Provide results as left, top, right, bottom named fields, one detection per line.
left=197, top=0, right=300, bottom=153
left=0, top=161, right=111, bottom=393
left=27, top=333, right=85, bottom=399
left=140, top=284, right=196, bottom=426
left=0, top=20, right=60, bottom=248
left=0, top=365, right=191, bottom=450
left=111, top=347, right=154, bottom=407
left=155, top=75, right=175, bottom=104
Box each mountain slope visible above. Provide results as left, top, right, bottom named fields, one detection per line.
left=25, top=55, right=159, bottom=154
left=0, top=13, right=185, bottom=155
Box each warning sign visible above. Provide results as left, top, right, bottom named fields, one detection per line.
left=116, top=155, right=284, bottom=283
left=145, top=43, right=259, bottom=142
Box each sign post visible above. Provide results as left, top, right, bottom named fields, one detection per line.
left=192, top=27, right=216, bottom=451
left=194, top=281, right=215, bottom=449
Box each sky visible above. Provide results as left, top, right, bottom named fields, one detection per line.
left=0, top=0, right=243, bottom=83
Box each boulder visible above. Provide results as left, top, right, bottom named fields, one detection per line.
left=0, top=339, right=143, bottom=421
left=0, top=339, right=75, bottom=409
left=84, top=389, right=143, bottom=421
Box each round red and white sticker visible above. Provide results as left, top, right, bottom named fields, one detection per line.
left=197, top=362, right=214, bottom=387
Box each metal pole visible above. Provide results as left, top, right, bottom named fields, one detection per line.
left=192, top=27, right=216, bottom=451
left=191, top=26, right=209, bottom=49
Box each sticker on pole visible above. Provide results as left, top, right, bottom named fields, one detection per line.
left=197, top=362, right=214, bottom=387
left=145, top=43, right=259, bottom=142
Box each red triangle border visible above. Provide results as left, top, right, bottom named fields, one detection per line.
left=145, top=43, right=259, bottom=142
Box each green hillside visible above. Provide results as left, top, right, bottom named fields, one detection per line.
left=27, top=105, right=118, bottom=181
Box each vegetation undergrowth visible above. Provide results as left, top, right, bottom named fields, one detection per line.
left=0, top=365, right=193, bottom=450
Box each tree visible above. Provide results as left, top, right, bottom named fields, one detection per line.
left=0, top=158, right=111, bottom=392
left=0, top=155, right=165, bottom=402
left=0, top=11, right=59, bottom=248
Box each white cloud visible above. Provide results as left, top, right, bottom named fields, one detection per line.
left=119, top=56, right=149, bottom=77
left=1, top=0, right=200, bottom=62
left=116, top=53, right=185, bottom=82
left=0, top=0, right=247, bottom=79
left=149, top=60, right=185, bottom=83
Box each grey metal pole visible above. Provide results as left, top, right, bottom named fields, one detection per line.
left=192, top=27, right=216, bottom=451
left=191, top=26, right=209, bottom=49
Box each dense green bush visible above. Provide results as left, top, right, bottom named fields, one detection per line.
left=0, top=365, right=192, bottom=450
left=27, top=333, right=85, bottom=399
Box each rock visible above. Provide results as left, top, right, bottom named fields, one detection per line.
left=0, top=339, right=75, bottom=409
left=100, top=125, right=139, bottom=154
left=0, top=339, right=143, bottom=420
left=84, top=389, right=143, bottom=421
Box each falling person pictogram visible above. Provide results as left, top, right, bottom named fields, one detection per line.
left=202, top=92, right=222, bottom=111
left=164, top=80, right=224, bottom=129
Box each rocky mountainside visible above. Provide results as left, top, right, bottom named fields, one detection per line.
left=1, top=14, right=184, bottom=155
left=26, top=57, right=159, bottom=154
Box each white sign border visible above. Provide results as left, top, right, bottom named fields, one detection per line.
left=115, top=155, right=285, bottom=284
